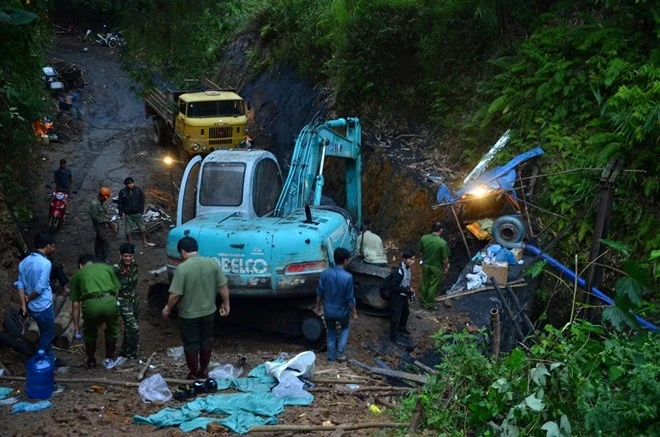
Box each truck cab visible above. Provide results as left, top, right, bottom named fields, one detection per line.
left=145, top=78, right=248, bottom=157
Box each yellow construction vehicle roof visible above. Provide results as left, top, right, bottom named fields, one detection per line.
left=180, top=90, right=243, bottom=102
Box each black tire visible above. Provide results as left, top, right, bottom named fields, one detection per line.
left=152, top=118, right=170, bottom=146
left=0, top=332, right=36, bottom=356
left=108, top=38, right=118, bottom=49
left=301, top=314, right=325, bottom=343
left=48, top=215, right=59, bottom=232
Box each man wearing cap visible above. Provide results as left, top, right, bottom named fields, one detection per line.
left=117, top=177, right=155, bottom=248
left=90, top=187, right=114, bottom=263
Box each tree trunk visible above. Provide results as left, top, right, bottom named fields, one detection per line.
left=54, top=297, right=73, bottom=336
left=25, top=295, right=67, bottom=343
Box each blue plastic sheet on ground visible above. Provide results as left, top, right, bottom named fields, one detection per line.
left=437, top=147, right=544, bottom=204
left=134, top=365, right=313, bottom=434
left=0, top=387, right=13, bottom=400
left=11, top=400, right=53, bottom=414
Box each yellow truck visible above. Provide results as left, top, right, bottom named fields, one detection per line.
left=144, top=77, right=248, bottom=158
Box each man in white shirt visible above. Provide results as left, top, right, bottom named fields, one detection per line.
left=357, top=222, right=387, bottom=266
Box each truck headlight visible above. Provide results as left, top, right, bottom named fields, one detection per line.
left=192, top=143, right=201, bottom=151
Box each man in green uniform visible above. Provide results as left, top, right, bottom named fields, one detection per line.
left=70, top=254, right=124, bottom=370
left=113, top=243, right=140, bottom=360
left=419, top=222, right=450, bottom=309
left=162, top=237, right=230, bottom=379
left=89, top=187, right=114, bottom=262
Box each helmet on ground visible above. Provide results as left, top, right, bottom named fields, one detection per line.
left=99, top=187, right=111, bottom=199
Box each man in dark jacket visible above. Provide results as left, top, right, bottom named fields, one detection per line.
left=117, top=177, right=155, bottom=248
left=390, top=250, right=416, bottom=345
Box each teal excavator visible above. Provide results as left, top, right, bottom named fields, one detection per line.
left=165, top=117, right=388, bottom=342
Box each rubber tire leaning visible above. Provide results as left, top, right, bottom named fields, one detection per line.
left=492, top=215, right=525, bottom=248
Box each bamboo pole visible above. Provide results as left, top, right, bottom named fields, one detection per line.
left=138, top=352, right=156, bottom=381
left=248, top=423, right=408, bottom=433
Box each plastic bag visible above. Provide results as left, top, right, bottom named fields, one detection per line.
left=208, top=363, right=243, bottom=380
left=11, top=400, right=53, bottom=413
left=138, top=373, right=172, bottom=403
left=167, top=346, right=184, bottom=360
left=272, top=375, right=307, bottom=398
left=265, top=351, right=316, bottom=382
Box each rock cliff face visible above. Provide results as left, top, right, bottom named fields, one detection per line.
left=216, top=31, right=448, bottom=251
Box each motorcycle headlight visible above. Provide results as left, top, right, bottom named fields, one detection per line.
left=54, top=193, right=66, bottom=200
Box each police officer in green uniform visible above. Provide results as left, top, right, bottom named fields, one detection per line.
left=113, top=243, right=140, bottom=360
left=162, top=237, right=230, bottom=379
left=70, top=254, right=124, bottom=370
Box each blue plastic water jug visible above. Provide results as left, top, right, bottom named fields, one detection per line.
left=25, top=349, right=54, bottom=399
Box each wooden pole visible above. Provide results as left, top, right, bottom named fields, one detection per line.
left=138, top=352, right=156, bottom=380
left=408, top=398, right=424, bottom=432
left=248, top=423, right=408, bottom=433
left=54, top=297, right=73, bottom=336
left=449, top=204, right=471, bottom=258
left=25, top=295, right=68, bottom=343
left=413, top=360, right=439, bottom=375
left=436, top=281, right=525, bottom=302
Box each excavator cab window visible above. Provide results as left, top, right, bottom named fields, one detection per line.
left=199, top=162, right=245, bottom=206
left=252, top=159, right=282, bottom=217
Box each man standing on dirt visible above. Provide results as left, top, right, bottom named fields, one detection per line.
left=389, top=250, right=416, bottom=345
left=53, top=159, right=72, bottom=195
left=69, top=254, right=125, bottom=370
left=15, top=233, right=57, bottom=361
left=162, top=236, right=230, bottom=379
left=315, top=247, right=358, bottom=362
left=419, top=222, right=450, bottom=309
left=113, top=243, right=140, bottom=360
left=117, top=177, right=155, bottom=248
left=89, top=187, right=114, bottom=263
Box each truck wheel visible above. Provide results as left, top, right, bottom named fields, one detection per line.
left=301, top=314, right=325, bottom=343
left=152, top=118, right=170, bottom=146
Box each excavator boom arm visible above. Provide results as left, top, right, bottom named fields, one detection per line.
left=274, top=117, right=362, bottom=226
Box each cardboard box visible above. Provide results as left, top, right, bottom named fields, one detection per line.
left=482, top=260, right=508, bottom=285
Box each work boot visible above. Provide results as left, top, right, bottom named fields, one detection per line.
left=198, top=347, right=212, bottom=379
left=85, top=341, right=97, bottom=369
left=184, top=350, right=200, bottom=380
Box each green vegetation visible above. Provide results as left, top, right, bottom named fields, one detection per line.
left=0, top=0, right=52, bottom=219
left=404, top=321, right=659, bottom=435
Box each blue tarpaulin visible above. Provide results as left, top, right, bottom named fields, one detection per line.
left=436, top=147, right=544, bottom=204
left=134, top=363, right=314, bottom=434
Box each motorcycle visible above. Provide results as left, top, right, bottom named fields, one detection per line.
left=82, top=26, right=121, bottom=48
left=48, top=191, right=69, bottom=231
left=52, top=23, right=82, bottom=36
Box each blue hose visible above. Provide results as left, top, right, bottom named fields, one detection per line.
left=525, top=244, right=658, bottom=331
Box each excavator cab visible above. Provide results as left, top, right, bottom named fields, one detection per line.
left=177, top=150, right=283, bottom=225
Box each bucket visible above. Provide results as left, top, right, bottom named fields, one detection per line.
left=25, top=349, right=54, bottom=399
left=41, top=135, right=50, bottom=145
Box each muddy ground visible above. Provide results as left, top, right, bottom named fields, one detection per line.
left=0, top=37, right=474, bottom=436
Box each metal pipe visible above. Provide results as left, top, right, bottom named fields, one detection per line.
left=525, top=244, right=658, bottom=331
left=490, top=308, right=501, bottom=360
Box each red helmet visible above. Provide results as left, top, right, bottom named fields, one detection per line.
left=99, top=187, right=111, bottom=199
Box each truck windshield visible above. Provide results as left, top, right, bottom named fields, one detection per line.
left=199, top=162, right=245, bottom=206
left=187, top=100, right=245, bottom=118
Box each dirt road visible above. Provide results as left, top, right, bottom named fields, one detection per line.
left=0, top=37, right=467, bottom=436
